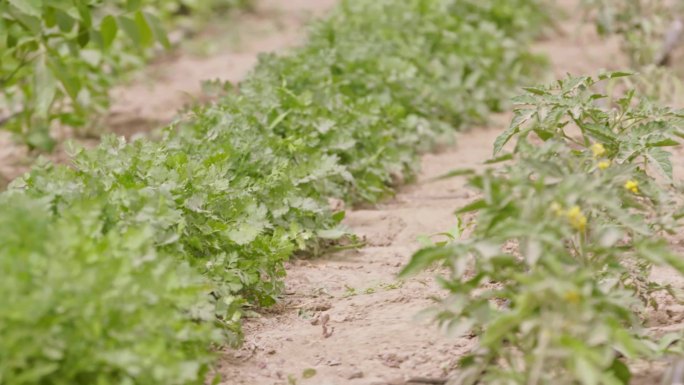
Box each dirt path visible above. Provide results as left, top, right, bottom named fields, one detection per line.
left=217, top=2, right=684, bottom=385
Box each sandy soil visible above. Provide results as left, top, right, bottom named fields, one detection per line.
left=216, top=2, right=684, bottom=385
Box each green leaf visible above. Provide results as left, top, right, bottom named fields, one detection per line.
left=493, top=109, right=535, bottom=155
left=399, top=246, right=454, bottom=277
left=76, top=22, right=90, bottom=47
left=431, top=168, right=475, bottom=181
left=598, top=71, right=633, bottom=80
left=648, top=138, right=679, bottom=147
left=143, top=12, right=170, bottom=49
left=609, top=359, right=631, bottom=384
left=134, top=11, right=154, bottom=47
left=522, top=86, right=549, bottom=95
left=317, top=228, right=346, bottom=240
left=331, top=211, right=346, bottom=222
left=480, top=313, right=520, bottom=346
left=48, top=57, right=81, bottom=101
left=575, top=357, right=600, bottom=385
left=645, top=148, right=673, bottom=180
left=118, top=16, right=140, bottom=44
left=126, top=0, right=142, bottom=12
left=33, top=56, right=56, bottom=118
left=584, top=123, right=616, bottom=142
left=100, top=15, right=118, bottom=50
left=456, top=199, right=487, bottom=214
left=7, top=0, right=42, bottom=18
left=484, top=153, right=513, bottom=164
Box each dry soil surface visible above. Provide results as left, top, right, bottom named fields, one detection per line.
left=216, top=2, right=684, bottom=385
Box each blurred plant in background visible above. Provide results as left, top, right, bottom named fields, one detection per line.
left=581, top=0, right=684, bottom=104
left=0, top=0, right=252, bottom=151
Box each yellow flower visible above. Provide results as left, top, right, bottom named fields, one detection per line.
left=591, top=143, right=606, bottom=158
left=565, top=205, right=587, bottom=232
left=625, top=180, right=639, bottom=194
left=597, top=160, right=610, bottom=170
left=550, top=202, right=564, bottom=216
left=564, top=290, right=581, bottom=304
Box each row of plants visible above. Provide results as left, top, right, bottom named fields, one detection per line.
left=581, top=0, right=684, bottom=103
left=581, top=0, right=681, bottom=67
left=402, top=73, right=684, bottom=384
left=0, top=0, right=253, bottom=151
left=0, top=0, right=553, bottom=383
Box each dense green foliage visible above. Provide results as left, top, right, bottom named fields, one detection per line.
left=0, top=0, right=550, bottom=383
left=402, top=74, right=684, bottom=384
left=0, top=194, right=221, bottom=384
left=0, top=0, right=251, bottom=150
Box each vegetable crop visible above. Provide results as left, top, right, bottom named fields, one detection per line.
left=402, top=73, right=684, bottom=384
left=0, top=0, right=550, bottom=383
left=0, top=0, right=252, bottom=150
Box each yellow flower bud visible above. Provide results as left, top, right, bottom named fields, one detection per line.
left=591, top=143, right=606, bottom=158
left=565, top=206, right=587, bottom=232
left=597, top=160, right=610, bottom=170
left=564, top=290, right=581, bottom=304
left=550, top=202, right=564, bottom=216
left=624, top=180, right=639, bottom=194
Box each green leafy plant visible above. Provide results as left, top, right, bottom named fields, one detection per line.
left=0, top=0, right=552, bottom=382
left=402, top=74, right=684, bottom=384
left=12, top=0, right=551, bottom=327
left=0, top=194, right=222, bottom=384
left=0, top=0, right=254, bottom=150
left=0, top=0, right=171, bottom=150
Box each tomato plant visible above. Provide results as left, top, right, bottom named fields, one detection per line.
left=402, top=73, right=684, bottom=384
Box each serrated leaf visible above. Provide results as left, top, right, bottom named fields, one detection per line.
left=493, top=109, right=535, bottom=155
left=645, top=148, right=673, bottom=180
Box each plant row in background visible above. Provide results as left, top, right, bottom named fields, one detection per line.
left=0, top=0, right=552, bottom=383
left=402, top=73, right=684, bottom=384
left=0, top=0, right=253, bottom=151
left=581, top=0, right=684, bottom=103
